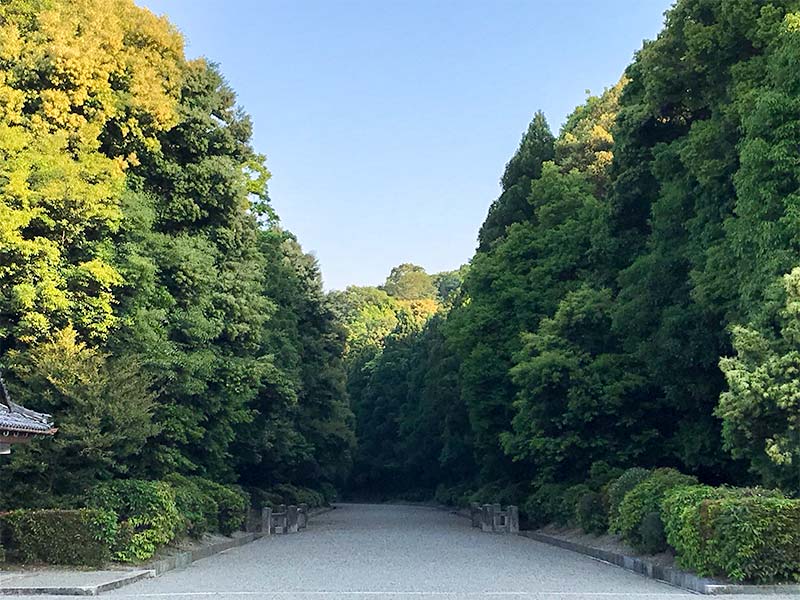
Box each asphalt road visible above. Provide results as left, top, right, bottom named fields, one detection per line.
left=53, top=504, right=800, bottom=599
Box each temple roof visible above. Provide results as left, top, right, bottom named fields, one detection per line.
left=0, top=370, right=56, bottom=437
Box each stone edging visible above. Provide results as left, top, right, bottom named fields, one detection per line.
left=0, top=570, right=153, bottom=597
left=521, top=530, right=800, bottom=595
left=0, top=505, right=335, bottom=596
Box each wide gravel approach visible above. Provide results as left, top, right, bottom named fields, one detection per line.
left=17, top=504, right=800, bottom=599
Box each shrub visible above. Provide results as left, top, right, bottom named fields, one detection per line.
left=268, top=484, right=327, bottom=508
left=587, top=461, right=625, bottom=490
left=613, top=468, right=697, bottom=550
left=638, top=511, right=667, bottom=554
left=576, top=491, right=608, bottom=534
left=245, top=487, right=284, bottom=510
left=558, top=484, right=592, bottom=527
left=662, top=485, right=791, bottom=581
left=164, top=474, right=218, bottom=538
left=318, top=482, right=338, bottom=504
left=88, top=480, right=180, bottom=562
left=607, top=468, right=649, bottom=527
left=522, top=483, right=568, bottom=528
left=191, top=478, right=249, bottom=535
left=662, top=485, right=735, bottom=573
left=0, top=509, right=117, bottom=566
left=705, top=496, right=800, bottom=583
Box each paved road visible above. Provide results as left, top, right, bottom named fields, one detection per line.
left=31, top=504, right=800, bottom=599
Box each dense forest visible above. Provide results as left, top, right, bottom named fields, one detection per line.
left=337, top=0, right=800, bottom=507
left=2, top=0, right=800, bottom=577
left=0, top=0, right=354, bottom=510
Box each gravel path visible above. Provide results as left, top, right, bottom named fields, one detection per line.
left=13, top=504, right=799, bottom=599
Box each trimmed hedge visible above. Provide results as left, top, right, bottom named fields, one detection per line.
left=89, top=480, right=180, bottom=562
left=704, top=496, right=800, bottom=583
left=612, top=468, right=697, bottom=550
left=662, top=485, right=796, bottom=583
left=0, top=509, right=117, bottom=566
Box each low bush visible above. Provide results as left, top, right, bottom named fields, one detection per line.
left=318, top=482, right=339, bottom=504
left=662, top=485, right=735, bottom=573
left=703, top=496, right=800, bottom=583
left=638, top=510, right=667, bottom=554
left=576, top=491, right=608, bottom=534
left=587, top=462, right=624, bottom=490
left=164, top=474, right=218, bottom=538
left=558, top=484, right=592, bottom=527
left=661, top=485, right=785, bottom=577
left=268, top=483, right=326, bottom=508
left=523, top=483, right=568, bottom=528
left=607, top=468, right=649, bottom=527
left=0, top=509, right=117, bottom=566
left=613, top=468, right=696, bottom=550
left=88, top=480, right=180, bottom=562
left=245, top=487, right=284, bottom=510
left=191, top=478, right=249, bottom=535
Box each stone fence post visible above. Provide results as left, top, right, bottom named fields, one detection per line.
left=287, top=504, right=299, bottom=533
left=481, top=504, right=494, bottom=532
left=507, top=505, right=519, bottom=534
left=261, top=507, right=272, bottom=536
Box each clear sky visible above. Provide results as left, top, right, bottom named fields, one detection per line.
left=138, top=0, right=672, bottom=290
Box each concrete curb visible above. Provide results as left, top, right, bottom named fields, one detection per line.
left=521, top=531, right=800, bottom=595
left=0, top=570, right=153, bottom=597
left=0, top=505, right=334, bottom=596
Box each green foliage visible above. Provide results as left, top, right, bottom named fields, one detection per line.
left=163, top=474, right=218, bottom=538
left=576, top=492, right=608, bottom=535
left=190, top=478, right=249, bottom=535
left=0, top=0, right=354, bottom=519
left=612, top=468, right=697, bottom=549
left=559, top=484, right=592, bottom=527
left=0, top=509, right=117, bottom=566
left=662, top=485, right=787, bottom=576
left=267, top=483, right=326, bottom=508
left=637, top=511, right=667, bottom=555
left=88, top=480, right=179, bottom=562
left=702, top=496, right=800, bottom=583
left=0, top=329, right=158, bottom=508
left=522, top=483, right=568, bottom=528
left=381, top=264, right=437, bottom=300
left=607, top=468, right=650, bottom=526
left=718, top=267, right=800, bottom=491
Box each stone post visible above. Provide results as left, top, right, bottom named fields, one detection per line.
left=276, top=504, right=287, bottom=534
left=287, top=504, right=299, bottom=533
left=298, top=503, right=309, bottom=529
left=261, top=507, right=272, bottom=536
left=481, top=504, right=494, bottom=532
left=507, top=505, right=519, bottom=534
left=492, top=503, right=502, bottom=532
left=470, top=502, right=480, bottom=528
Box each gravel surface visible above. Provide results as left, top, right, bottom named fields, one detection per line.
left=9, top=504, right=800, bottom=599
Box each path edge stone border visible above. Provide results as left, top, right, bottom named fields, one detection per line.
left=0, top=505, right=335, bottom=596
left=520, top=530, right=800, bottom=596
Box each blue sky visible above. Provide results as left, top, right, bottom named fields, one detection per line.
left=138, top=0, right=672, bottom=290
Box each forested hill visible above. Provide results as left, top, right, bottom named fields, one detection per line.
left=0, top=0, right=354, bottom=508
left=335, top=0, right=800, bottom=503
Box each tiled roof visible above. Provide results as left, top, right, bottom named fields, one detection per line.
left=0, top=371, right=56, bottom=437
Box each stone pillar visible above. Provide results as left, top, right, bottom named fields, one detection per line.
left=261, top=507, right=272, bottom=536
left=481, top=504, right=494, bottom=532
left=492, top=503, right=502, bottom=532
left=508, top=505, right=519, bottom=534
left=298, top=503, right=309, bottom=529
left=276, top=504, right=287, bottom=534
left=470, top=502, right=480, bottom=528
left=287, top=504, right=299, bottom=533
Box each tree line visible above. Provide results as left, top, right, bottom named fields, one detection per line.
left=336, top=0, right=800, bottom=503
left=0, top=0, right=354, bottom=509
